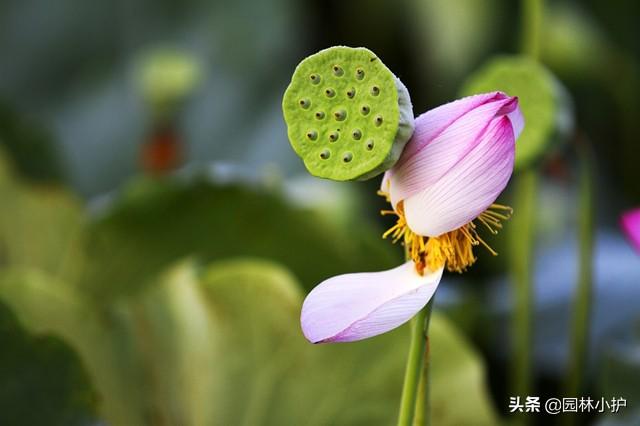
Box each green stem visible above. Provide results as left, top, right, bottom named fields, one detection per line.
left=397, top=298, right=434, bottom=426
left=521, top=0, right=543, bottom=60
left=412, top=302, right=434, bottom=426
left=412, top=366, right=427, bottom=426
left=509, top=170, right=538, bottom=414
left=509, top=1, right=544, bottom=423
left=563, top=143, right=595, bottom=423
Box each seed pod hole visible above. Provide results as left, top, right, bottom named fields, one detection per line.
left=360, top=105, right=370, bottom=115
left=342, top=152, right=353, bottom=163
left=315, top=111, right=325, bottom=120
left=306, top=130, right=318, bottom=141
left=333, top=109, right=347, bottom=121
left=365, top=139, right=375, bottom=150
left=346, top=88, right=356, bottom=99
left=374, top=115, right=383, bottom=126
left=352, top=129, right=362, bottom=140
left=370, top=85, right=380, bottom=96
left=332, top=65, right=344, bottom=76
left=325, top=88, right=336, bottom=98
left=355, top=68, right=365, bottom=80
left=320, top=149, right=331, bottom=160
left=329, top=132, right=339, bottom=142
left=299, top=98, right=311, bottom=109
left=309, top=74, right=321, bottom=85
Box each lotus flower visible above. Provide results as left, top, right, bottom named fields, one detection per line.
left=301, top=92, right=524, bottom=343
left=621, top=208, right=640, bottom=253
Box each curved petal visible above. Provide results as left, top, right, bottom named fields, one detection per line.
left=396, top=92, right=508, bottom=162
left=404, top=116, right=515, bottom=237
left=300, top=262, right=443, bottom=343
left=388, top=94, right=519, bottom=208
left=506, top=99, right=524, bottom=139
left=621, top=208, right=640, bottom=253
left=380, top=170, right=391, bottom=194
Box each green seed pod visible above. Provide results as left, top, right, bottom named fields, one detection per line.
left=282, top=46, right=414, bottom=181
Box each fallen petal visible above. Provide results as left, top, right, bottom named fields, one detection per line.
left=301, top=262, right=443, bottom=343
left=621, top=208, right=640, bottom=253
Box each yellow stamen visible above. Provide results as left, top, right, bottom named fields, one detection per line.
left=377, top=189, right=391, bottom=203
left=380, top=196, right=512, bottom=275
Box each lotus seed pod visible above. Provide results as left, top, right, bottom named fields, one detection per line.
left=282, top=46, right=414, bottom=181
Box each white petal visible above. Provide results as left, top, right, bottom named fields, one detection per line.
left=300, top=262, right=443, bottom=343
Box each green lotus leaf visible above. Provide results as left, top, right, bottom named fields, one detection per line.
left=0, top=268, right=146, bottom=425
left=0, top=299, right=95, bottom=426
left=0, top=259, right=498, bottom=425
left=0, top=103, right=63, bottom=183
left=0, top=152, right=84, bottom=279
left=199, top=258, right=499, bottom=425
left=82, top=176, right=400, bottom=299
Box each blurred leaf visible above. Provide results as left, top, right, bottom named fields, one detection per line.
left=0, top=156, right=85, bottom=279
left=0, top=300, right=95, bottom=426
left=430, top=311, right=499, bottom=425
left=0, top=269, right=149, bottom=425
left=0, top=101, right=63, bottom=183
left=461, top=55, right=573, bottom=170
left=0, top=146, right=11, bottom=182
left=541, top=3, right=609, bottom=80
left=128, top=259, right=221, bottom=425
left=199, top=258, right=499, bottom=425
left=200, top=258, right=406, bottom=425
left=0, top=258, right=499, bottom=425
left=117, top=258, right=498, bottom=425
left=82, top=176, right=400, bottom=299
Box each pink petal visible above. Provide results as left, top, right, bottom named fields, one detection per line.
left=300, top=262, right=443, bottom=343
left=387, top=93, right=520, bottom=209
left=506, top=99, right=525, bottom=139
left=404, top=115, right=515, bottom=237
left=397, top=92, right=508, bottom=162
left=621, top=208, right=640, bottom=253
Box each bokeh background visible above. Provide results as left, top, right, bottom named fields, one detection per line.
left=0, top=0, right=638, bottom=425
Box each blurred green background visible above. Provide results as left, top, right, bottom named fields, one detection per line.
left=0, top=0, right=639, bottom=425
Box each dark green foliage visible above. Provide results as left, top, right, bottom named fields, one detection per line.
left=0, top=303, right=96, bottom=426
left=0, top=102, right=63, bottom=183
left=83, top=176, right=400, bottom=299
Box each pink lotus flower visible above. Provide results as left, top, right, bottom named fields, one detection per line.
left=621, top=208, right=640, bottom=253
left=301, top=92, right=523, bottom=343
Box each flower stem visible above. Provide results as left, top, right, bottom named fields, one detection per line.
left=563, top=142, right=595, bottom=424
left=509, top=169, right=538, bottom=419
left=397, top=298, right=434, bottom=426
left=521, top=0, right=543, bottom=60
left=509, top=1, right=544, bottom=423
left=412, top=300, right=433, bottom=426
